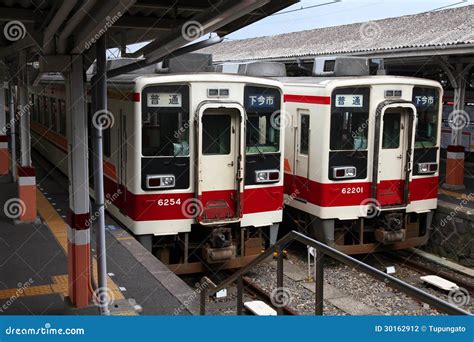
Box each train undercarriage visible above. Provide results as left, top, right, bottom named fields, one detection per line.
left=285, top=208, right=433, bottom=254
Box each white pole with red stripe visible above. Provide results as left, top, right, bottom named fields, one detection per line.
left=64, top=55, right=92, bottom=308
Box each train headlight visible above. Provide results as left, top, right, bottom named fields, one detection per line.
left=255, top=170, right=280, bottom=183
left=147, top=175, right=175, bottom=189
left=417, top=163, right=437, bottom=174
left=333, top=166, right=357, bottom=179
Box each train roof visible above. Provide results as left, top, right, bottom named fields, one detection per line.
left=37, top=71, right=283, bottom=88
left=274, top=75, right=442, bottom=89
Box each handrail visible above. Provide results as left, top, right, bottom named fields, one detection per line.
left=200, top=230, right=472, bottom=316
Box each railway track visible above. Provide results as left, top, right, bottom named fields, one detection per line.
left=242, top=276, right=298, bottom=315
left=384, top=252, right=474, bottom=294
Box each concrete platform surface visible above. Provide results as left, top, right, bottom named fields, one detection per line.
left=0, top=153, right=198, bottom=315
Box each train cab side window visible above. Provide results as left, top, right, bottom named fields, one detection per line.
left=299, top=113, right=310, bottom=155
left=330, top=111, right=368, bottom=151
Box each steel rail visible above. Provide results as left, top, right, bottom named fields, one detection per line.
left=200, top=231, right=472, bottom=316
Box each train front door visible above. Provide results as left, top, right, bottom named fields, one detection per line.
left=375, top=104, right=416, bottom=207
left=197, top=104, right=244, bottom=224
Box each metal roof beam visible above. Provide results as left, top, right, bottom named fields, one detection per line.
left=0, top=7, right=40, bottom=23
left=71, top=0, right=137, bottom=54
left=140, top=0, right=270, bottom=63
left=114, top=15, right=186, bottom=30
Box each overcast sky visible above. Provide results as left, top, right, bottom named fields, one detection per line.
left=226, top=0, right=472, bottom=40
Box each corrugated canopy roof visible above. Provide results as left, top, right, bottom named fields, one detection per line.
left=204, top=5, right=474, bottom=62
left=0, top=0, right=298, bottom=66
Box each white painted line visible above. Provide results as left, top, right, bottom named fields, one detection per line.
left=420, top=275, right=459, bottom=292
left=119, top=287, right=127, bottom=292
left=244, top=301, right=277, bottom=316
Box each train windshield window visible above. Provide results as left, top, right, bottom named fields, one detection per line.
left=413, top=87, right=439, bottom=148
left=142, top=110, right=189, bottom=157
left=246, top=113, right=280, bottom=154
left=330, top=111, right=368, bottom=151
left=202, top=115, right=231, bottom=155
left=382, top=113, right=401, bottom=149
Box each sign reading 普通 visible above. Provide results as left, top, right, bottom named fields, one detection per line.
left=335, top=94, right=364, bottom=108
left=147, top=93, right=182, bottom=107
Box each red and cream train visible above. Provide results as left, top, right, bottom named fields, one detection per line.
left=30, top=55, right=442, bottom=263
left=30, top=56, right=284, bottom=273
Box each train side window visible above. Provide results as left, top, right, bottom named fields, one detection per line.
left=51, top=98, right=58, bottom=132
left=59, top=100, right=66, bottom=136
left=330, top=111, right=368, bottom=151
left=104, top=125, right=111, bottom=157
left=382, top=113, right=401, bottom=149
left=30, top=94, right=35, bottom=122
left=38, top=96, right=44, bottom=125
left=202, top=114, right=231, bottom=155
left=299, top=113, right=310, bottom=155
left=44, top=96, right=50, bottom=127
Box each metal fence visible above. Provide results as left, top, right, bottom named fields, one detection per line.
left=200, top=230, right=472, bottom=316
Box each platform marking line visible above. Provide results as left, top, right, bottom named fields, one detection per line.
left=36, top=189, right=126, bottom=304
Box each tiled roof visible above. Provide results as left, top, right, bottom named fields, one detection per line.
left=204, top=5, right=474, bottom=62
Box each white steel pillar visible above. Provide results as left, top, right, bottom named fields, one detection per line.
left=64, top=55, right=92, bottom=308
left=17, top=51, right=37, bottom=221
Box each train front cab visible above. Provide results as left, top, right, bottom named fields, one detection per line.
left=134, top=75, right=284, bottom=272
left=284, top=78, right=442, bottom=254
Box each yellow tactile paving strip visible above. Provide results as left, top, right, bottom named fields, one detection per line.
left=0, top=189, right=130, bottom=314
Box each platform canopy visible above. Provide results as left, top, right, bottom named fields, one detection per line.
left=0, top=0, right=298, bottom=74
